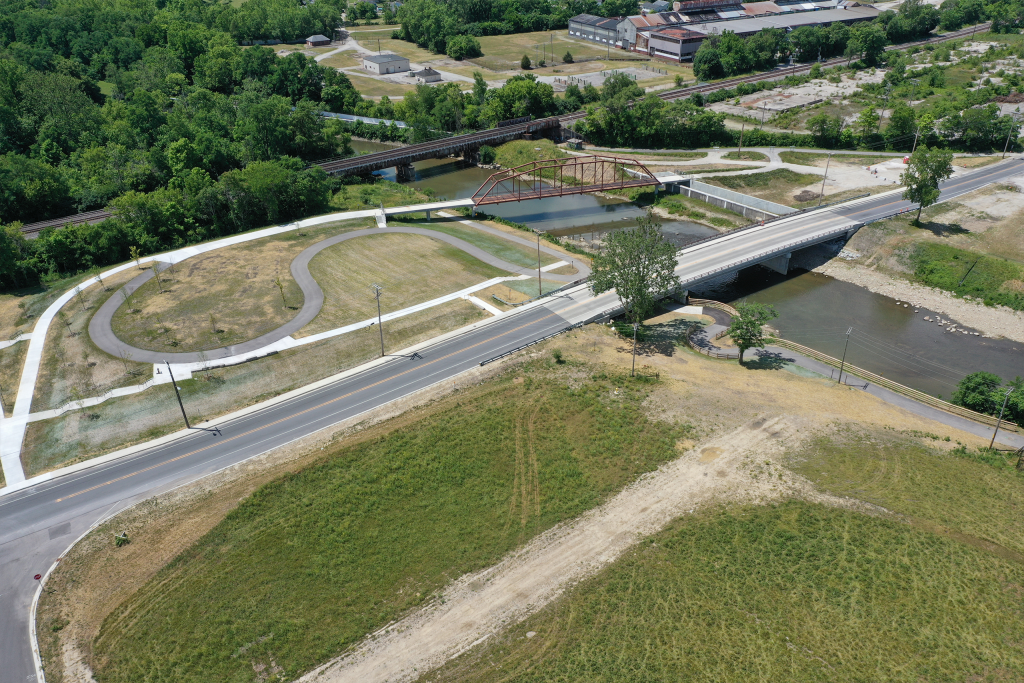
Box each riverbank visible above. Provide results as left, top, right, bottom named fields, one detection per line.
left=812, top=260, right=1024, bottom=343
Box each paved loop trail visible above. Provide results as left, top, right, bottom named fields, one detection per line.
left=301, top=416, right=844, bottom=683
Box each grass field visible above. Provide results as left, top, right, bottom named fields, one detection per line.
left=426, top=500, right=1024, bottom=682
left=495, top=139, right=570, bottom=169
left=654, top=193, right=746, bottom=229
left=22, top=299, right=488, bottom=476
left=702, top=168, right=821, bottom=206
left=344, top=72, right=416, bottom=97
left=33, top=267, right=153, bottom=412
left=472, top=32, right=626, bottom=71
left=329, top=180, right=429, bottom=211
left=301, top=231, right=506, bottom=335
left=407, top=220, right=558, bottom=270
left=108, top=224, right=377, bottom=353
left=779, top=151, right=903, bottom=166
left=316, top=51, right=364, bottom=69
left=424, top=425, right=1024, bottom=682
left=89, top=364, right=687, bottom=683
left=0, top=340, right=26, bottom=417
left=953, top=155, right=1002, bottom=168
left=908, top=242, right=1024, bottom=311
left=356, top=37, right=437, bottom=63
left=721, top=150, right=768, bottom=161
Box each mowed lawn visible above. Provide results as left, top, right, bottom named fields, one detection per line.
left=91, top=367, right=688, bottom=683
left=301, top=231, right=507, bottom=335
left=425, top=431, right=1024, bottom=682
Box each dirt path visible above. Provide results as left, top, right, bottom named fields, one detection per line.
left=300, top=416, right=867, bottom=683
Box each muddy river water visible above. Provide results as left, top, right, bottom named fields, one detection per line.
left=352, top=140, right=1023, bottom=397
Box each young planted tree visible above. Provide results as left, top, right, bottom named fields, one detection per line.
left=129, top=245, right=142, bottom=269
left=563, top=51, right=573, bottom=63
left=726, top=301, right=779, bottom=364
left=590, top=211, right=681, bottom=376
left=274, top=277, right=287, bottom=308
left=521, top=54, right=531, bottom=70
left=901, top=145, right=954, bottom=222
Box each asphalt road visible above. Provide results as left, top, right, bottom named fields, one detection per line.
left=1, top=157, right=1021, bottom=683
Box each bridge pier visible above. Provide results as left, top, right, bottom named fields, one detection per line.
left=463, top=147, right=479, bottom=164
left=396, top=162, right=415, bottom=182
left=758, top=252, right=791, bottom=275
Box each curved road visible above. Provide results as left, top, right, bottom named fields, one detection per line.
left=3, top=157, right=1023, bottom=683
left=89, top=226, right=590, bottom=364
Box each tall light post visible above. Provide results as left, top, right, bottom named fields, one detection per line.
left=532, top=229, right=542, bottom=297
left=371, top=283, right=385, bottom=356
left=631, top=322, right=639, bottom=377
left=1002, top=112, right=1021, bottom=159
left=989, top=388, right=1014, bottom=449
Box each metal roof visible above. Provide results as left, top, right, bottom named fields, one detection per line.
left=306, top=34, right=330, bottom=41
left=570, top=13, right=623, bottom=28
left=363, top=53, right=410, bottom=64
left=687, top=5, right=878, bottom=34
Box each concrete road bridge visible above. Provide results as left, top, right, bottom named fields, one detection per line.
left=1, top=156, right=1022, bottom=683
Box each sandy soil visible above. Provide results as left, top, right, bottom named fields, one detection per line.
left=812, top=260, right=1024, bottom=343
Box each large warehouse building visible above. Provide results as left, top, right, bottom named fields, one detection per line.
left=570, top=0, right=878, bottom=56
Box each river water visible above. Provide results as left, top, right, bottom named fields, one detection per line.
left=351, top=140, right=1023, bottom=396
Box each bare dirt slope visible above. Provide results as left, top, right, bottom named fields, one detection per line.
left=299, top=416, right=872, bottom=683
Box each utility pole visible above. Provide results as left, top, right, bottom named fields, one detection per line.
left=371, top=283, right=385, bottom=356
left=989, top=388, right=1014, bottom=449
left=534, top=230, right=542, bottom=297
left=1002, top=114, right=1020, bottom=159
left=737, top=122, right=745, bottom=155
left=837, top=327, right=852, bottom=384
left=760, top=101, right=767, bottom=129
left=165, top=361, right=190, bottom=429
left=911, top=129, right=920, bottom=154
left=817, top=153, right=832, bottom=206
left=0, top=383, right=6, bottom=414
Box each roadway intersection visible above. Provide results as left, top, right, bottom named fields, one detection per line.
left=1, top=156, right=1022, bottom=683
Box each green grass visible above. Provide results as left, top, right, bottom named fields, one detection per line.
left=721, top=150, right=768, bottom=161
left=494, top=139, right=570, bottom=170
left=655, top=194, right=745, bottom=227
left=407, top=221, right=558, bottom=269
left=426, top=501, right=1024, bottom=682
left=425, top=429, right=1024, bottom=682
left=705, top=168, right=819, bottom=190
left=779, top=151, right=899, bottom=166
left=92, top=366, right=688, bottom=683
left=909, top=242, right=1024, bottom=311
left=329, top=180, right=429, bottom=211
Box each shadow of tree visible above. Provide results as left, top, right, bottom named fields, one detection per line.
left=612, top=318, right=703, bottom=359
left=744, top=349, right=795, bottom=371
left=917, top=220, right=970, bottom=237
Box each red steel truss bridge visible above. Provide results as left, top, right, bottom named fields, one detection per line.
left=470, top=155, right=660, bottom=206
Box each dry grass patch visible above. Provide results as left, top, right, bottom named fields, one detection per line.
left=22, top=299, right=487, bottom=476
left=953, top=155, right=1001, bottom=168
left=344, top=72, right=417, bottom=97
left=110, top=220, right=370, bottom=353
left=472, top=32, right=627, bottom=71
left=702, top=168, right=822, bottom=206
left=355, top=38, right=437, bottom=62
left=0, top=340, right=27, bottom=417
left=33, top=267, right=152, bottom=413
left=318, top=51, right=364, bottom=69
left=300, top=232, right=507, bottom=336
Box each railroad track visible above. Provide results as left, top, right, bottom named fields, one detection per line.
left=19, top=23, right=991, bottom=236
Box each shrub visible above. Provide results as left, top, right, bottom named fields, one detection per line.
left=521, top=54, right=531, bottom=70
left=563, top=51, right=573, bottom=63
left=445, top=34, right=482, bottom=60
left=479, top=145, right=496, bottom=164
left=552, top=349, right=564, bottom=363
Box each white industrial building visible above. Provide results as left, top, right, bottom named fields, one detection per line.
left=362, top=53, right=411, bottom=74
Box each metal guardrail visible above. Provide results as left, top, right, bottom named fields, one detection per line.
left=479, top=304, right=620, bottom=366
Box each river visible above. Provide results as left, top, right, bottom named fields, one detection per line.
left=350, top=140, right=1024, bottom=396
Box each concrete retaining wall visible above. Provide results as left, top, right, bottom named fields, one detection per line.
left=667, top=179, right=797, bottom=221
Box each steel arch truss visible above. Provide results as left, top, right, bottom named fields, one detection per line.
left=471, top=155, right=661, bottom=206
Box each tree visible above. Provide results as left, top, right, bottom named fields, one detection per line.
left=590, top=211, right=681, bottom=373
left=884, top=102, right=917, bottom=150
left=472, top=71, right=488, bottom=105
left=478, top=145, right=496, bottom=164
left=901, top=145, right=954, bottom=221
left=520, top=54, right=531, bottom=70
left=726, top=302, right=778, bottom=364
left=951, top=371, right=1003, bottom=414
left=850, top=22, right=887, bottom=66
left=563, top=51, right=573, bottom=63
left=599, top=0, right=638, bottom=17
left=807, top=112, right=843, bottom=148
left=856, top=107, right=880, bottom=138
left=693, top=43, right=724, bottom=81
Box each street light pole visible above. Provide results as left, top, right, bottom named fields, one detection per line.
left=165, top=361, right=190, bottom=429
left=989, top=388, right=1014, bottom=449
left=371, top=283, right=385, bottom=356
left=817, top=153, right=832, bottom=206
left=631, top=322, right=639, bottom=377
left=1002, top=114, right=1020, bottom=159
left=837, top=327, right=852, bottom=384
